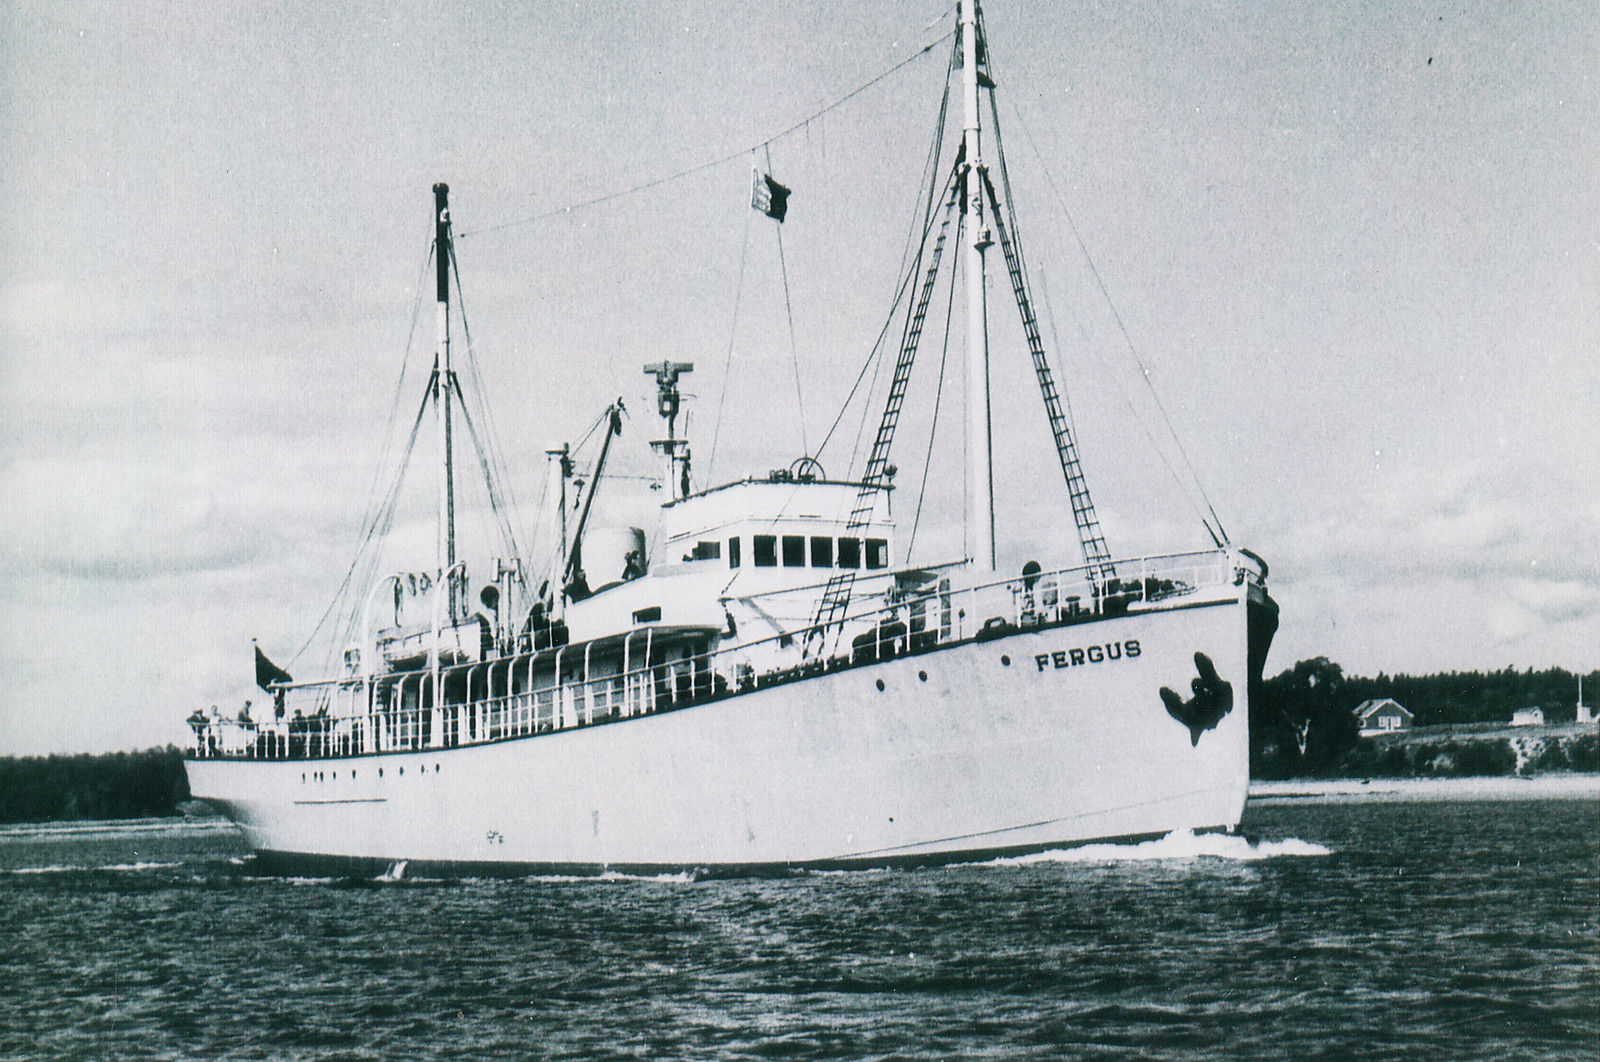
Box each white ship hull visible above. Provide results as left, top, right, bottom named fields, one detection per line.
left=188, top=594, right=1260, bottom=875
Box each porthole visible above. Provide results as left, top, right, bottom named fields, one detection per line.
left=378, top=768, right=384, bottom=778
left=1001, top=655, right=1012, bottom=666
left=875, top=679, right=886, bottom=692
left=918, top=670, right=928, bottom=682
left=399, top=767, right=404, bottom=776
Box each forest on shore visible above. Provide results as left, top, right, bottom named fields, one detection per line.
left=0, top=747, right=190, bottom=825
left=1252, top=659, right=1599, bottom=780
left=1, top=663, right=1596, bottom=823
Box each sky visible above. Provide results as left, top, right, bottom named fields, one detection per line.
left=2, top=0, right=1596, bottom=755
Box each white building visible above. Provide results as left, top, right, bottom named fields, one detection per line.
left=1354, top=698, right=1414, bottom=737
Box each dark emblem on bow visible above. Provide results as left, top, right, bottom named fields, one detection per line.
left=1161, top=652, right=1233, bottom=746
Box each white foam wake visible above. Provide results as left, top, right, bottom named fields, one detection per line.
left=375, top=859, right=408, bottom=882
left=982, top=829, right=1331, bottom=867
left=517, top=870, right=699, bottom=884
left=8, top=860, right=184, bottom=875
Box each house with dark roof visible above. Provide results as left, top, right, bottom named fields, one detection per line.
left=1354, top=698, right=1414, bottom=737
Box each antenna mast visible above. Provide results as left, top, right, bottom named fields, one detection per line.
left=646, top=362, right=695, bottom=501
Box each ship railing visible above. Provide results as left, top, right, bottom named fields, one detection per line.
left=189, top=548, right=1257, bottom=759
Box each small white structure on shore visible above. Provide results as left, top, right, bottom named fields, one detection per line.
left=1578, top=676, right=1596, bottom=725
left=1511, top=707, right=1545, bottom=727
left=1355, top=698, right=1413, bottom=737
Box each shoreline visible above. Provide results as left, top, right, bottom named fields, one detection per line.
left=1249, top=774, right=1600, bottom=804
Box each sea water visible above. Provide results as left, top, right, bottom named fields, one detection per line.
left=0, top=799, right=1594, bottom=1060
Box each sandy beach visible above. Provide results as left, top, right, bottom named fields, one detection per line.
left=1248, top=774, right=1600, bottom=805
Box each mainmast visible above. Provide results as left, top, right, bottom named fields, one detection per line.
left=433, top=183, right=457, bottom=618
left=429, top=183, right=458, bottom=701
left=960, top=0, right=996, bottom=573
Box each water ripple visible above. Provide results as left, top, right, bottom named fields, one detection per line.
left=0, top=800, right=1593, bottom=1059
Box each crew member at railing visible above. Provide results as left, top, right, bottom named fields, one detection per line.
left=187, top=708, right=209, bottom=755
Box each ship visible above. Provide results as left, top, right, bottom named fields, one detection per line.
left=186, top=0, right=1278, bottom=877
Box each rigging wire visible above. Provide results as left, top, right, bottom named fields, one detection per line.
left=817, top=58, right=956, bottom=475
left=569, top=405, right=614, bottom=457
left=294, top=382, right=434, bottom=667
left=765, top=143, right=809, bottom=457
left=706, top=200, right=754, bottom=480
left=347, top=240, right=435, bottom=586
left=456, top=31, right=954, bottom=241
left=893, top=44, right=956, bottom=321
left=449, top=246, right=531, bottom=565
left=906, top=210, right=961, bottom=561
left=289, top=237, right=435, bottom=670
left=982, top=79, right=1114, bottom=555
left=813, top=163, right=960, bottom=465
left=1002, top=93, right=1231, bottom=543
left=448, top=375, right=528, bottom=566
left=843, top=78, right=956, bottom=481
left=1036, top=274, right=1219, bottom=547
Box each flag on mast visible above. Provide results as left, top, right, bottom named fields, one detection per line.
left=255, top=644, right=292, bottom=691
left=751, top=170, right=791, bottom=222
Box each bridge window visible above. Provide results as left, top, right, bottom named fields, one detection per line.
left=838, top=537, right=861, bottom=569
left=753, top=535, right=777, bottom=566
left=687, top=540, right=720, bottom=561
left=782, top=535, right=806, bottom=567
left=810, top=536, right=833, bottom=567
left=866, top=538, right=889, bottom=569
left=728, top=536, right=741, bottom=568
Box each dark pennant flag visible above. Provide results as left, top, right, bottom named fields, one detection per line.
left=255, top=645, right=292, bottom=691
left=751, top=171, right=791, bottom=222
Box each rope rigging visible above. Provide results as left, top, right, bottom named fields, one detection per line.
left=765, top=143, right=810, bottom=458
left=457, top=31, right=954, bottom=242
left=291, top=236, right=437, bottom=670
left=293, top=220, right=539, bottom=675
left=906, top=214, right=963, bottom=562
left=705, top=199, right=753, bottom=481
left=450, top=244, right=531, bottom=564
left=297, top=379, right=435, bottom=671
left=1001, top=90, right=1231, bottom=546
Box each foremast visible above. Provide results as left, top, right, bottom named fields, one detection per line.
left=959, top=0, right=996, bottom=574
left=958, top=0, right=1115, bottom=581
left=807, top=0, right=1114, bottom=657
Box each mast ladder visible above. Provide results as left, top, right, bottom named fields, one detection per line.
left=803, top=181, right=962, bottom=659
left=982, top=169, right=1116, bottom=581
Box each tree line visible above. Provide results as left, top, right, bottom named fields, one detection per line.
left=0, top=747, right=191, bottom=824
left=1251, top=659, right=1600, bottom=779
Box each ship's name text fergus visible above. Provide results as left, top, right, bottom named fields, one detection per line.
left=1034, top=640, right=1141, bottom=671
